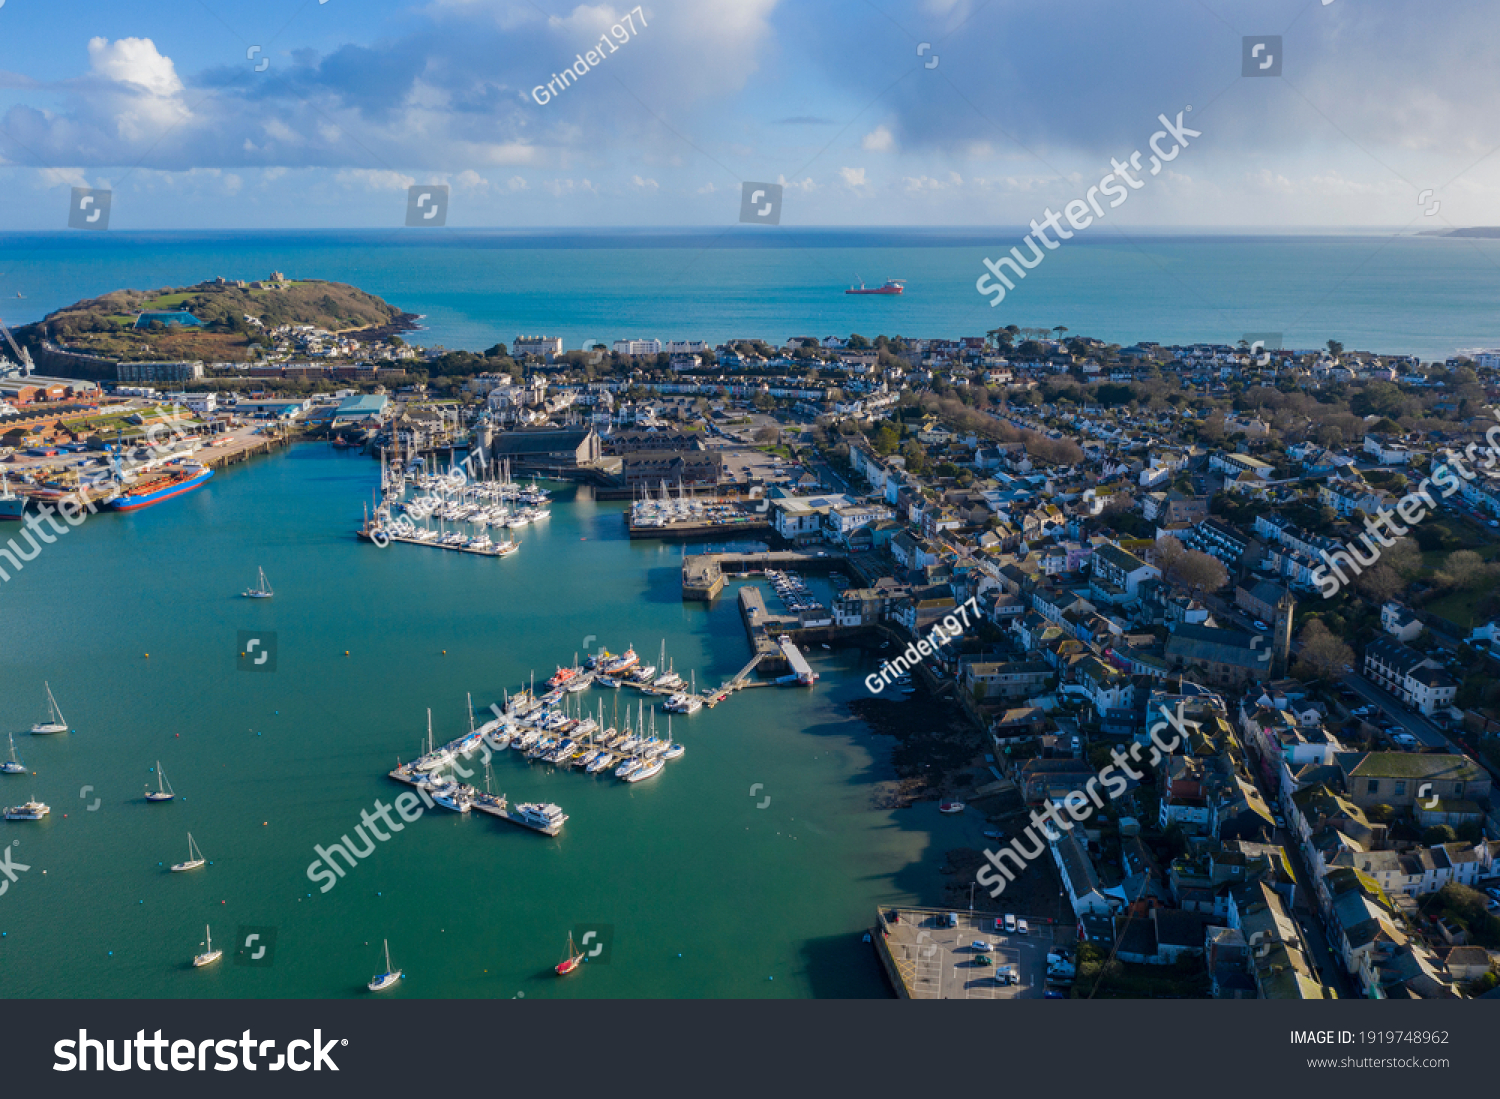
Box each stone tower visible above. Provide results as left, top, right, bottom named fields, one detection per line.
left=1272, top=589, right=1295, bottom=679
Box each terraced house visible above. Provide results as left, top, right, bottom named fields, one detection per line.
left=1361, top=637, right=1458, bottom=716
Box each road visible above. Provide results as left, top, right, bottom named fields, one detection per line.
left=1339, top=672, right=1449, bottom=749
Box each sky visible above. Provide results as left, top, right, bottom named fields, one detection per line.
left=0, top=0, right=1498, bottom=230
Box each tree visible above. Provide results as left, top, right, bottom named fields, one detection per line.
left=1422, top=825, right=1458, bottom=846
left=1441, top=549, right=1490, bottom=589
left=1154, top=535, right=1229, bottom=593
left=1292, top=618, right=1354, bottom=681
left=1384, top=537, right=1422, bottom=577
left=1354, top=565, right=1405, bottom=603
left=753, top=426, right=779, bottom=445
left=1326, top=339, right=1344, bottom=358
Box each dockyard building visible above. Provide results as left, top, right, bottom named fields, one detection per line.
left=491, top=426, right=602, bottom=467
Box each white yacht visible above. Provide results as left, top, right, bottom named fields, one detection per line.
left=615, top=757, right=641, bottom=780
left=171, top=832, right=206, bottom=872
left=4, top=799, right=49, bottom=820
left=625, top=756, right=665, bottom=783
left=242, top=567, right=273, bottom=599
left=431, top=782, right=473, bottom=813
left=2, top=731, right=24, bottom=774
left=192, top=925, right=222, bottom=967
left=30, top=682, right=68, bottom=734
left=368, top=939, right=403, bottom=991
left=662, top=742, right=685, bottom=760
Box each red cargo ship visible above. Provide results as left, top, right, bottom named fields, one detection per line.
left=845, top=278, right=905, bottom=295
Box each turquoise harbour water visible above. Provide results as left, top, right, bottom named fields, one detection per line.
left=3, top=228, right=1499, bottom=360
left=0, top=446, right=996, bottom=998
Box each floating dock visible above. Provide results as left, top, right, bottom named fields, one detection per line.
left=779, top=635, right=816, bottom=686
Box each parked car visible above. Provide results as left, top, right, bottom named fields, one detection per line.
left=945, top=912, right=958, bottom=928
left=1016, top=919, right=1029, bottom=936
left=1044, top=989, right=1067, bottom=998
left=973, top=954, right=992, bottom=967
left=970, top=940, right=994, bottom=953
left=1253, top=620, right=1269, bottom=631
left=1004, top=914, right=1017, bottom=933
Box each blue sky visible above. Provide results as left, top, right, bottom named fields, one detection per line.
left=1, top=0, right=1496, bottom=230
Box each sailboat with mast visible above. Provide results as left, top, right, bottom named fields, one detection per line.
left=192, top=925, right=222, bottom=967
left=145, top=761, right=175, bottom=802
left=368, top=939, right=403, bottom=991
left=555, top=931, right=586, bottom=975
left=171, top=832, right=206, bottom=872
left=30, top=682, right=68, bottom=734
left=2, top=732, right=24, bottom=774
left=242, top=567, right=273, bottom=599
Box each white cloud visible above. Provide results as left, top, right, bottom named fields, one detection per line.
left=507, top=175, right=529, bottom=190
left=335, top=169, right=416, bottom=191
left=86, top=36, right=183, bottom=98
left=839, top=166, right=867, bottom=187
left=861, top=125, right=894, bottom=153
left=632, top=175, right=659, bottom=189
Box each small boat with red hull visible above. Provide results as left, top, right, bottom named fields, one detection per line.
left=105, top=464, right=213, bottom=511
left=556, top=931, right=585, bottom=976
left=845, top=277, right=905, bottom=295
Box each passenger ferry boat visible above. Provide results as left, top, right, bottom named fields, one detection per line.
left=4, top=799, right=49, bottom=820
left=513, top=801, right=567, bottom=835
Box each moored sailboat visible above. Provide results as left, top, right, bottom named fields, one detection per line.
left=30, top=682, right=68, bottom=734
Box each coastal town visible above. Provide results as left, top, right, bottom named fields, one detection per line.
left=5, top=285, right=1500, bottom=1002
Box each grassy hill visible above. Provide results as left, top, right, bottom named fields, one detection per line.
left=25, top=278, right=406, bottom=363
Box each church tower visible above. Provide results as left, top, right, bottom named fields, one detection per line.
left=1272, top=590, right=1295, bottom=679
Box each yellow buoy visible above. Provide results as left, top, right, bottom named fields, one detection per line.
left=345, top=651, right=350, bottom=656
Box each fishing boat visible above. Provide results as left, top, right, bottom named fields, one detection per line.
left=242, top=567, right=273, bottom=599
left=171, top=832, right=206, bottom=872
left=192, top=925, right=222, bottom=967
left=30, top=682, right=68, bottom=734
left=938, top=800, right=965, bottom=814
left=368, top=939, right=403, bottom=991
left=3, top=799, right=48, bottom=820
left=145, top=761, right=175, bottom=802
left=555, top=932, right=585, bottom=976
left=2, top=732, right=24, bottom=774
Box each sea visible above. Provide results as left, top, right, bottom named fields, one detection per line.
left=0, top=446, right=996, bottom=998
left=3, top=227, right=1499, bottom=361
